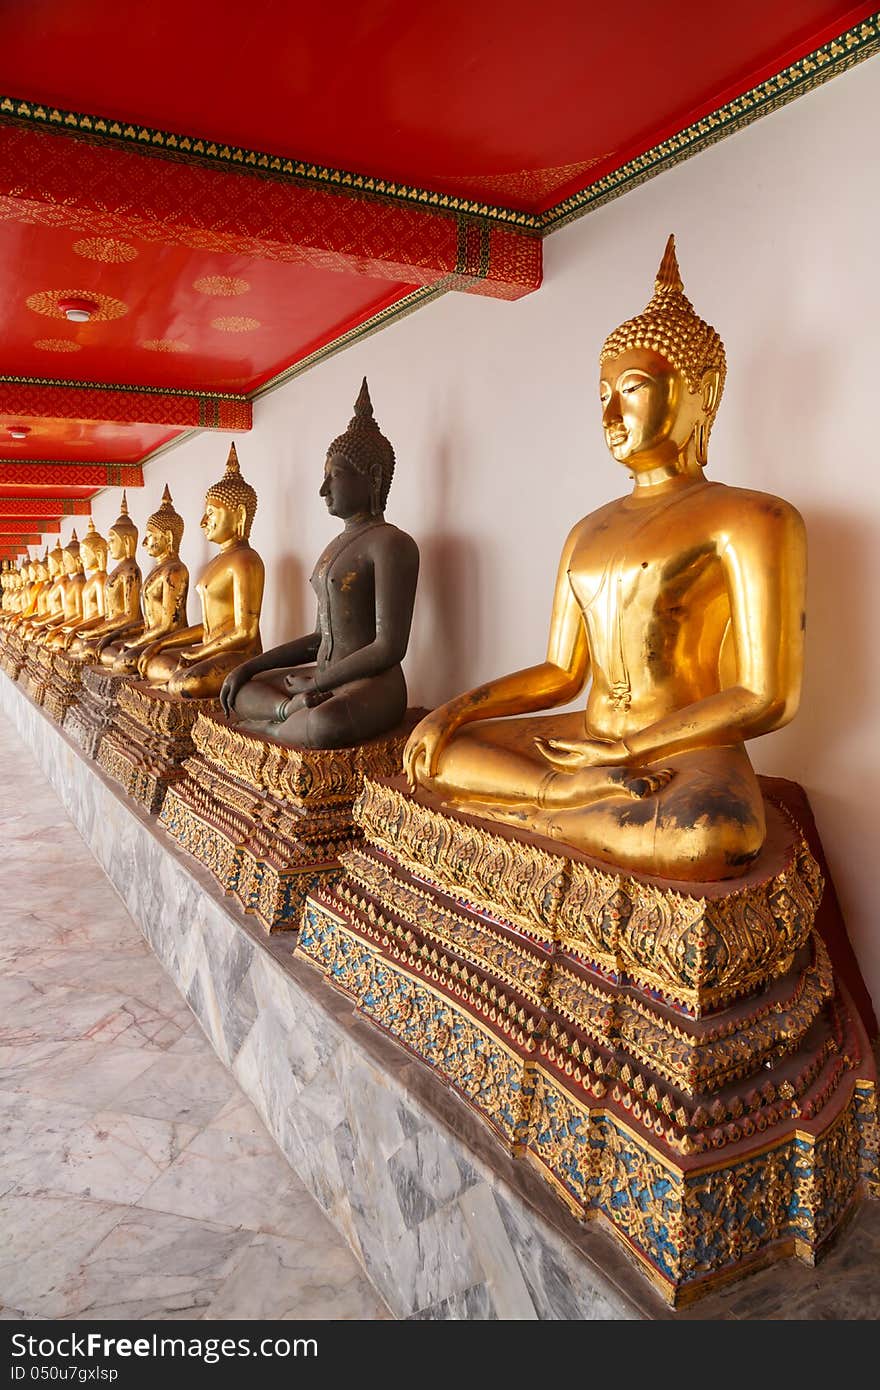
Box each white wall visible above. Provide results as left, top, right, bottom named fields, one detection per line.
left=48, top=54, right=880, bottom=1004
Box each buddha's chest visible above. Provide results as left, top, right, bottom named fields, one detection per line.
left=197, top=560, right=233, bottom=610
left=311, top=545, right=374, bottom=622
left=568, top=507, right=721, bottom=621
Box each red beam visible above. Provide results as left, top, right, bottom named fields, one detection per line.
left=0, top=380, right=250, bottom=430
left=0, top=122, right=540, bottom=300
left=0, top=496, right=91, bottom=516
left=0, top=534, right=41, bottom=547
left=0, top=517, right=59, bottom=533
left=0, top=463, right=143, bottom=487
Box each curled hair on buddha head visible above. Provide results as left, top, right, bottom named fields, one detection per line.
left=147, top=483, right=185, bottom=552
left=327, top=378, right=396, bottom=514
left=205, top=443, right=258, bottom=539
left=600, top=235, right=727, bottom=462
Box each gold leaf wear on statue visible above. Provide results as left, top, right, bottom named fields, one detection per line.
left=404, top=237, right=807, bottom=881
left=137, top=444, right=264, bottom=699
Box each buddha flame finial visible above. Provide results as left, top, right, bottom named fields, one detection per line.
left=600, top=234, right=726, bottom=412
left=120, top=490, right=129, bottom=515
left=86, top=516, right=97, bottom=536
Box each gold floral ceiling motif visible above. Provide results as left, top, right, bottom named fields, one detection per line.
left=210, top=315, right=260, bottom=333
left=140, top=339, right=190, bottom=353
left=33, top=338, right=81, bottom=352
left=26, top=288, right=129, bottom=321
left=72, top=237, right=138, bottom=263
left=193, top=275, right=250, bottom=296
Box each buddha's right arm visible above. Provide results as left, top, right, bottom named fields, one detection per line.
left=234, top=633, right=321, bottom=677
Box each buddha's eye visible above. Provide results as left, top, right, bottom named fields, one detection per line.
left=622, top=381, right=646, bottom=395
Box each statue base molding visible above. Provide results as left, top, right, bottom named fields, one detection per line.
left=64, top=664, right=131, bottom=760
left=43, top=650, right=85, bottom=725
left=98, top=681, right=220, bottom=816
left=297, top=777, right=878, bottom=1304
left=159, top=711, right=423, bottom=932
left=0, top=629, right=26, bottom=681
left=20, top=641, right=55, bottom=707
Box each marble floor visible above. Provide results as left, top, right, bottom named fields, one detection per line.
left=0, top=712, right=389, bottom=1321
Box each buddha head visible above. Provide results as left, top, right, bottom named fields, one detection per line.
left=35, top=550, right=49, bottom=583
left=108, top=492, right=139, bottom=561
left=144, top=484, right=184, bottom=560
left=201, top=443, right=257, bottom=545
left=599, top=236, right=726, bottom=473
left=80, top=518, right=108, bottom=574
left=61, top=529, right=83, bottom=576
left=48, top=539, right=63, bottom=578
left=321, top=378, right=395, bottom=520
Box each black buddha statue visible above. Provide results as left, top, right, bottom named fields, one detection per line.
left=220, top=380, right=419, bottom=747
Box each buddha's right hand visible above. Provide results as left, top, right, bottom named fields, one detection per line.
left=403, top=709, right=457, bottom=791
left=219, top=660, right=257, bottom=717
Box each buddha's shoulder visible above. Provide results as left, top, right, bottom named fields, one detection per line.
left=700, top=481, right=805, bottom=530
left=371, top=522, right=419, bottom=561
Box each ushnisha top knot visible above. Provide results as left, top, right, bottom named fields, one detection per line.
left=64, top=528, right=80, bottom=556
left=327, top=378, right=396, bottom=513
left=205, top=443, right=258, bottom=539
left=110, top=489, right=137, bottom=538
left=600, top=235, right=727, bottom=409
left=147, top=483, right=185, bottom=551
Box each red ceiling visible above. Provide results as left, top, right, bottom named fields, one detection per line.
left=0, top=218, right=416, bottom=394
left=0, top=417, right=181, bottom=464
left=0, top=1, right=872, bottom=211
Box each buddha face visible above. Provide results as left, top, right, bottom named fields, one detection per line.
left=62, top=549, right=77, bottom=575
left=320, top=452, right=374, bottom=519
left=108, top=526, right=136, bottom=560
left=144, top=522, right=172, bottom=559
left=600, top=347, right=717, bottom=472
left=201, top=500, right=244, bottom=545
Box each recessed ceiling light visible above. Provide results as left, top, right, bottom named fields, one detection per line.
left=58, top=296, right=99, bottom=323
left=8, top=426, right=30, bottom=440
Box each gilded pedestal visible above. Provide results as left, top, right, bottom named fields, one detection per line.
left=43, top=651, right=85, bottom=725
left=64, top=665, right=131, bottom=760
left=159, top=711, right=421, bottom=932
left=97, top=682, right=220, bottom=816
left=21, top=641, right=55, bottom=706
left=297, top=777, right=878, bottom=1304
left=0, top=630, right=26, bottom=681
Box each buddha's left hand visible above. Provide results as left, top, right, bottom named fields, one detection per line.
left=534, top=735, right=629, bottom=770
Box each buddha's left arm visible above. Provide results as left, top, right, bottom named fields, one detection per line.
left=314, top=534, right=420, bottom=692
left=623, top=501, right=806, bottom=762
left=192, top=556, right=264, bottom=659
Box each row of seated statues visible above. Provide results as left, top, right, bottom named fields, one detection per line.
left=1, top=238, right=875, bottom=1304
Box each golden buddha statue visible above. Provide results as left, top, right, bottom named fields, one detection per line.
left=68, top=494, right=142, bottom=659
left=101, top=485, right=190, bottom=672
left=43, top=531, right=87, bottom=647
left=137, top=445, right=263, bottom=698
left=53, top=518, right=108, bottom=649
left=23, top=541, right=65, bottom=636
left=220, top=380, right=419, bottom=748
left=7, top=555, right=43, bottom=625
left=404, top=237, right=806, bottom=882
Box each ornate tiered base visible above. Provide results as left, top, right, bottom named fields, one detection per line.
left=64, top=664, right=131, bottom=760
left=97, top=682, right=219, bottom=815
left=159, top=711, right=422, bottom=932
left=298, top=776, right=879, bottom=1304
left=20, top=641, right=55, bottom=706
left=43, top=650, right=85, bottom=724
left=0, top=629, right=26, bottom=680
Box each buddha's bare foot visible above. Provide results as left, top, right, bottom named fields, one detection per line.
left=618, top=766, right=675, bottom=799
